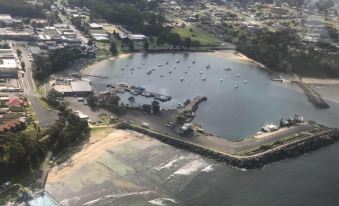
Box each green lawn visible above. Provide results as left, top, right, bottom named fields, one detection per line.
left=171, top=25, right=222, bottom=46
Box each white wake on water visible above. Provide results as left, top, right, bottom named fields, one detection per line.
left=149, top=198, right=177, bottom=206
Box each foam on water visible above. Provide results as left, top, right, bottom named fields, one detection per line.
left=201, top=164, right=215, bottom=173
left=149, top=198, right=177, bottom=206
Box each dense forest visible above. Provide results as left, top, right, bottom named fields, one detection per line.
left=32, top=48, right=84, bottom=81
left=0, top=0, right=46, bottom=18
left=236, top=29, right=339, bottom=77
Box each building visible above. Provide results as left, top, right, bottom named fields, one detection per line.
left=0, top=49, right=18, bottom=78
left=0, top=14, right=13, bottom=25
left=50, top=80, right=92, bottom=96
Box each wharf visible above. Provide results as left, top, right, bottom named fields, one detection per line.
left=106, top=83, right=172, bottom=102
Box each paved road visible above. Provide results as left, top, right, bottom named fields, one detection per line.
left=13, top=43, right=57, bottom=127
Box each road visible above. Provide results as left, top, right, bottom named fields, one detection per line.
left=13, top=43, right=57, bottom=127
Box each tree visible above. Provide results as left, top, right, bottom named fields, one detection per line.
left=20, top=62, right=25, bottom=71
left=128, top=41, right=135, bottom=52
left=16, top=49, right=22, bottom=57
left=110, top=42, right=118, bottom=55
left=142, top=104, right=152, bottom=114
left=128, top=96, right=135, bottom=106
left=184, top=37, right=192, bottom=48
left=151, top=100, right=160, bottom=114
left=143, top=40, right=149, bottom=50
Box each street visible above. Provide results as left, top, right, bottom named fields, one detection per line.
left=13, top=43, right=57, bottom=127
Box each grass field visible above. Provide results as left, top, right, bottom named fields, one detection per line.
left=171, top=25, right=222, bottom=46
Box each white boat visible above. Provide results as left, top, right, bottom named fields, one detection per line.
left=224, top=66, right=232, bottom=71
left=236, top=74, right=240, bottom=77
left=176, top=59, right=180, bottom=63
left=243, top=80, right=248, bottom=83
left=234, top=84, right=238, bottom=88
left=180, top=76, right=184, bottom=81
left=220, top=78, right=223, bottom=81
left=201, top=77, right=206, bottom=81
left=261, top=124, right=278, bottom=132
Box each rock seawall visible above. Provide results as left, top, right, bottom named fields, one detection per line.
left=117, top=123, right=339, bottom=169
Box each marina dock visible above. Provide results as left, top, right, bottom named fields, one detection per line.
left=106, top=83, right=172, bottom=102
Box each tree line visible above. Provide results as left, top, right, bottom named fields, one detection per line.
left=32, top=48, right=85, bottom=81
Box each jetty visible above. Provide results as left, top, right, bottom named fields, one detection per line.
left=292, top=80, right=329, bottom=109
left=179, top=96, right=207, bottom=114
left=117, top=122, right=339, bottom=169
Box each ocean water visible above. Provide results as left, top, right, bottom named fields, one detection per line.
left=87, top=51, right=339, bottom=139
left=46, top=134, right=339, bottom=206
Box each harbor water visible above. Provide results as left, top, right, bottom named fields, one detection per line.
left=87, top=51, right=339, bottom=139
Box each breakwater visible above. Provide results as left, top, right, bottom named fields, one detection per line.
left=293, top=80, right=330, bottom=109
left=116, top=122, right=339, bottom=169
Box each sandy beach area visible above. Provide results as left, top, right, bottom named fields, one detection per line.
left=302, top=78, right=339, bottom=85
left=45, top=127, right=212, bottom=205
left=81, top=53, right=131, bottom=75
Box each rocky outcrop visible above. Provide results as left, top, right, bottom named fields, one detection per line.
left=117, top=123, right=339, bottom=169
